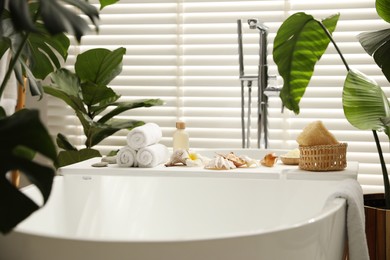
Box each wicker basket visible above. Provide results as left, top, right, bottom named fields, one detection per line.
left=299, top=143, right=347, bottom=171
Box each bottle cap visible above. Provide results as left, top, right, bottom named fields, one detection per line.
left=176, top=121, right=186, bottom=129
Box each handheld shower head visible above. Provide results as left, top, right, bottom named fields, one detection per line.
left=247, top=19, right=258, bottom=29
left=247, top=18, right=268, bottom=31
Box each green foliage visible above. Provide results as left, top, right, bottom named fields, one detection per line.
left=343, top=70, right=390, bottom=137
left=0, top=0, right=119, bottom=234
left=273, top=0, right=390, bottom=207
left=44, top=48, right=164, bottom=166
left=273, top=12, right=339, bottom=114
left=0, top=109, right=57, bottom=233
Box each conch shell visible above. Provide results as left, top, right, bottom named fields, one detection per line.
left=261, top=153, right=278, bottom=167
left=165, top=149, right=188, bottom=166
left=205, top=156, right=236, bottom=170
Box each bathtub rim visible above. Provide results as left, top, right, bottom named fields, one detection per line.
left=12, top=176, right=347, bottom=243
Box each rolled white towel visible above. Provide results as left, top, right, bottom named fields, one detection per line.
left=136, top=143, right=169, bottom=168
left=127, top=123, right=162, bottom=150
left=116, top=146, right=138, bottom=167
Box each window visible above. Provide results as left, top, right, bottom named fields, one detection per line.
left=46, top=0, right=388, bottom=193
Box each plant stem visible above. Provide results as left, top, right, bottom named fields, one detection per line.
left=372, top=130, right=390, bottom=208
left=318, top=22, right=350, bottom=72
left=320, top=21, right=390, bottom=208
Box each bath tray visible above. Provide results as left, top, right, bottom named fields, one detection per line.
left=60, top=151, right=358, bottom=181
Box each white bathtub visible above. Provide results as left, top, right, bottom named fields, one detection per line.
left=0, top=174, right=347, bottom=260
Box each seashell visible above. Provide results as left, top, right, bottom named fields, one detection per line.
left=165, top=149, right=188, bottom=166
left=239, top=155, right=259, bottom=167
left=222, top=152, right=247, bottom=167
left=261, top=153, right=278, bottom=167
left=205, top=156, right=236, bottom=170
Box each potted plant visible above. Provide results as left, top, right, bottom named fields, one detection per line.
left=0, top=0, right=114, bottom=234
left=43, top=47, right=163, bottom=167
left=273, top=0, right=390, bottom=258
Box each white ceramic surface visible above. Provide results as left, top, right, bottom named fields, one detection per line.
left=60, top=148, right=358, bottom=181
left=0, top=174, right=347, bottom=260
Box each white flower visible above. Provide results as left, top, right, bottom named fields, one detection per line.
left=185, top=152, right=204, bottom=167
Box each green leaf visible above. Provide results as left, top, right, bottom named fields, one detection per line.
left=357, top=28, right=390, bottom=82
left=44, top=85, right=87, bottom=115
left=86, top=119, right=144, bottom=148
left=273, top=12, right=339, bottom=114
left=0, top=109, right=57, bottom=161
left=376, top=0, right=390, bottom=23
left=56, top=133, right=77, bottom=151
left=27, top=28, right=70, bottom=79
left=43, top=69, right=88, bottom=114
left=57, top=148, right=101, bottom=168
left=48, top=69, right=80, bottom=97
left=343, top=69, right=390, bottom=138
left=81, top=83, right=120, bottom=108
left=100, top=0, right=119, bottom=10
left=0, top=109, right=56, bottom=233
left=8, top=0, right=36, bottom=32
left=75, top=47, right=126, bottom=86
left=98, top=99, right=164, bottom=123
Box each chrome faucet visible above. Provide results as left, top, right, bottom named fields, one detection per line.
left=237, top=18, right=280, bottom=149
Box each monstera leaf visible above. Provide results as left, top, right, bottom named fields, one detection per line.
left=273, top=12, right=339, bottom=114
left=2, top=0, right=99, bottom=41
left=0, top=109, right=57, bottom=234
left=357, top=0, right=390, bottom=82
left=0, top=9, right=70, bottom=96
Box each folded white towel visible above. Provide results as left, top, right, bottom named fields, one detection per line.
left=116, top=146, right=138, bottom=167
left=136, top=143, right=169, bottom=168
left=126, top=123, right=162, bottom=150
left=326, top=179, right=369, bottom=260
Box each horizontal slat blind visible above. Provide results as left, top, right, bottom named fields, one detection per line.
left=45, top=0, right=389, bottom=193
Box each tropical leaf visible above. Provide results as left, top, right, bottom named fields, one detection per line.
left=3, top=0, right=99, bottom=41
left=43, top=69, right=88, bottom=114
left=273, top=12, right=339, bottom=114
left=57, top=148, right=101, bottom=168
left=0, top=109, right=56, bottom=233
left=98, top=99, right=164, bottom=123
left=376, top=0, right=390, bottom=23
left=99, top=0, right=120, bottom=10
left=342, top=69, right=390, bottom=138
left=48, top=69, right=80, bottom=97
left=56, top=133, right=77, bottom=151
left=0, top=9, right=70, bottom=96
left=86, top=119, right=144, bottom=148
left=27, top=26, right=70, bottom=79
left=8, top=0, right=36, bottom=32
left=357, top=28, right=390, bottom=82
left=75, top=47, right=126, bottom=86
left=81, top=83, right=120, bottom=109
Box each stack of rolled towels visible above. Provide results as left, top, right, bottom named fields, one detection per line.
left=116, top=123, right=169, bottom=168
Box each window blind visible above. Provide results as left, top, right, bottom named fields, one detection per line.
left=45, top=0, right=389, bottom=193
